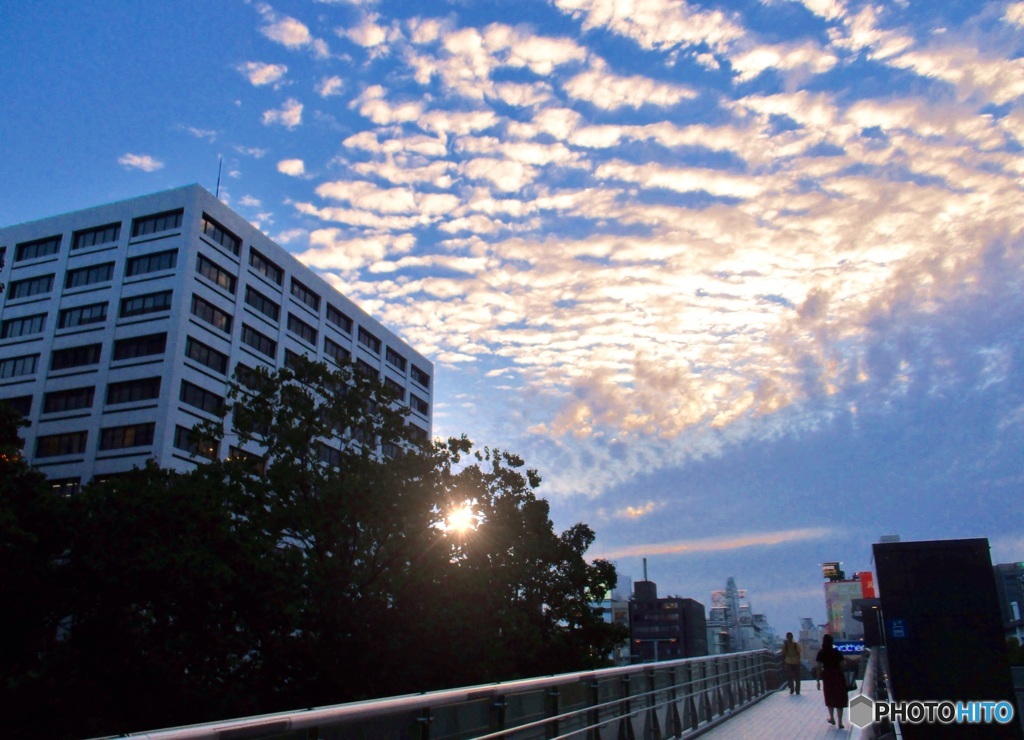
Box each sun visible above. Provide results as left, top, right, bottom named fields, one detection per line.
left=446, top=504, right=477, bottom=534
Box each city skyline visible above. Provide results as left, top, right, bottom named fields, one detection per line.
left=3, top=0, right=1024, bottom=631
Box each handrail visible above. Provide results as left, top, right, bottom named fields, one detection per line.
left=99, top=649, right=783, bottom=740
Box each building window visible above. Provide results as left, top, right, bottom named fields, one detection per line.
left=356, top=359, right=378, bottom=379
left=8, top=274, right=54, bottom=300
left=287, top=313, right=317, bottom=345
left=59, top=302, right=107, bottom=329
left=326, top=304, right=353, bottom=333
left=411, top=364, right=431, bottom=388
left=106, top=377, right=161, bottom=405
left=200, top=213, right=241, bottom=256
left=191, top=295, right=232, bottom=333
left=43, top=386, right=95, bottom=413
left=49, top=478, right=81, bottom=496
left=196, top=254, right=237, bottom=293
left=120, top=290, right=173, bottom=318
left=324, top=336, right=351, bottom=365
left=407, top=423, right=429, bottom=445
left=173, top=425, right=218, bottom=460
left=1, top=395, right=33, bottom=417
left=410, top=393, right=430, bottom=416
left=385, top=347, right=407, bottom=372
left=131, top=209, right=183, bottom=238
left=0, top=353, right=39, bottom=379
left=65, top=262, right=114, bottom=289
left=357, top=327, right=381, bottom=354
left=51, top=343, right=101, bottom=370
left=185, top=337, right=228, bottom=374
left=245, top=286, right=280, bottom=321
left=317, top=441, right=343, bottom=468
left=1, top=313, right=47, bottom=339
left=72, top=222, right=121, bottom=250
left=180, top=380, right=224, bottom=415
left=112, top=332, right=167, bottom=361
left=126, top=249, right=178, bottom=277
left=249, top=248, right=282, bottom=285
left=36, top=430, right=88, bottom=457
left=384, top=377, right=405, bottom=400
left=228, top=445, right=266, bottom=474
left=234, top=363, right=261, bottom=391
left=241, top=324, right=277, bottom=359
left=15, top=235, right=62, bottom=262
left=99, top=422, right=155, bottom=450
left=290, top=278, right=320, bottom=311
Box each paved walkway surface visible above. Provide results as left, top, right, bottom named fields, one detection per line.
left=699, top=681, right=860, bottom=739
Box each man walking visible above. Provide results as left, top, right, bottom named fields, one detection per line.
left=783, top=632, right=802, bottom=694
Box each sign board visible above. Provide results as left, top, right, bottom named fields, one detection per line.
left=887, top=618, right=908, bottom=639
left=822, top=562, right=841, bottom=579
left=833, top=640, right=865, bottom=654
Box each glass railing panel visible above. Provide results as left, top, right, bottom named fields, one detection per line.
left=429, top=698, right=491, bottom=740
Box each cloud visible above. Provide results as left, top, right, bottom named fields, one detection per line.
left=298, top=229, right=417, bottom=272
left=182, top=126, right=217, bottom=141
left=236, top=61, right=288, bottom=87
left=117, top=153, right=164, bottom=172
left=614, top=501, right=658, bottom=519
left=729, top=41, right=839, bottom=82
left=595, top=527, right=834, bottom=559
left=316, top=75, right=344, bottom=97
left=261, top=15, right=312, bottom=48
left=262, top=98, right=303, bottom=129
left=277, top=158, right=306, bottom=176
left=339, top=13, right=391, bottom=48
left=551, top=0, right=745, bottom=55
left=564, top=66, right=697, bottom=109
left=256, top=4, right=330, bottom=58
left=234, top=145, right=268, bottom=159
left=1007, top=3, right=1024, bottom=28
left=353, top=85, right=424, bottom=125
left=887, top=45, right=1024, bottom=105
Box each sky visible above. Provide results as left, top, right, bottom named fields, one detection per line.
left=2, top=0, right=1024, bottom=636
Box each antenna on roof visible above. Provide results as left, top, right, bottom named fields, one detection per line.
left=215, top=156, right=223, bottom=199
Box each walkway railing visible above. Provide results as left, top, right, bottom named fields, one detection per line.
left=106, top=650, right=782, bottom=740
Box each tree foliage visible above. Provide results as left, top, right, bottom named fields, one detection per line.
left=0, top=359, right=624, bottom=738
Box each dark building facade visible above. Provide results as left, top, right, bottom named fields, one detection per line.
left=630, top=580, right=708, bottom=662
left=873, top=538, right=1021, bottom=739
left=994, top=562, right=1024, bottom=644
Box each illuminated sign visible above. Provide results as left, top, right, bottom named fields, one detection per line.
left=822, top=562, right=841, bottom=579
left=834, top=640, right=865, bottom=654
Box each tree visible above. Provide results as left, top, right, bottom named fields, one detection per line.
left=1, top=357, right=624, bottom=736
left=51, top=463, right=284, bottom=737
left=207, top=356, right=623, bottom=697
left=0, top=403, right=72, bottom=735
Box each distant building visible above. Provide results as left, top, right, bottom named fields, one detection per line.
left=629, top=579, right=708, bottom=662
left=994, top=562, right=1024, bottom=644
left=824, top=579, right=866, bottom=639
left=799, top=616, right=826, bottom=662
left=596, top=574, right=632, bottom=664
left=706, top=577, right=776, bottom=653
left=0, top=185, right=433, bottom=488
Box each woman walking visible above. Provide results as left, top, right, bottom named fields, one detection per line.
left=816, top=634, right=848, bottom=728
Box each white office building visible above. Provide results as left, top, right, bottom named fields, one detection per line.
left=0, top=184, right=433, bottom=493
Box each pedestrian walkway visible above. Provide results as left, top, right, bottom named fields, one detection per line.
left=699, top=681, right=860, bottom=739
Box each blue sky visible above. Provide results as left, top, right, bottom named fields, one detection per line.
left=3, top=0, right=1024, bottom=634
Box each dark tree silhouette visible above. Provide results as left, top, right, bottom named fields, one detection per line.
left=0, top=358, right=623, bottom=738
